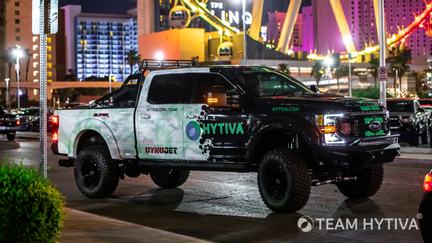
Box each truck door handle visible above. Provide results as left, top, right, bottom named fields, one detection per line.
left=140, top=114, right=151, bottom=119
left=185, top=114, right=197, bottom=119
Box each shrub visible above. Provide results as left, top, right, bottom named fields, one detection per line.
left=352, top=87, right=394, bottom=100
left=0, top=163, right=64, bottom=242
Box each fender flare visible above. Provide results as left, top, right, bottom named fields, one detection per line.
left=246, top=122, right=317, bottom=163
left=68, top=119, right=121, bottom=159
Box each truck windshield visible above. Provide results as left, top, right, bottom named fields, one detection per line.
left=229, top=68, right=312, bottom=97
left=387, top=101, right=414, bottom=112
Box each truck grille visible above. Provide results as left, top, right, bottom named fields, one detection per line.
left=338, top=115, right=389, bottom=139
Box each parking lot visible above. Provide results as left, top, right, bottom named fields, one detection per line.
left=0, top=134, right=430, bottom=242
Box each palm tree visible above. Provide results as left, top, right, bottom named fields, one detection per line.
left=125, top=49, right=141, bottom=74
left=367, top=58, right=379, bottom=87
left=387, top=44, right=411, bottom=96
left=334, top=65, right=349, bottom=92
left=311, top=61, right=324, bottom=87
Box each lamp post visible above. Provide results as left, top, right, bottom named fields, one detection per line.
left=236, top=0, right=247, bottom=64
left=378, top=0, right=387, bottom=107
left=324, top=55, right=334, bottom=83
left=394, top=67, right=399, bottom=97
left=242, top=0, right=247, bottom=65
left=343, top=36, right=353, bottom=97
left=12, top=45, right=24, bottom=109
left=5, top=78, right=10, bottom=110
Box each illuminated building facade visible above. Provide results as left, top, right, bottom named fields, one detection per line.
left=63, top=5, right=138, bottom=81
left=4, top=0, right=57, bottom=84
left=313, top=0, right=432, bottom=59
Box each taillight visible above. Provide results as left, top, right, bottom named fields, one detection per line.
left=424, top=173, right=432, bottom=192
left=51, top=115, right=59, bottom=126
left=16, top=119, right=20, bottom=126
left=51, top=115, right=59, bottom=142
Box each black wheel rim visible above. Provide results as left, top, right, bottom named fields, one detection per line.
left=81, top=158, right=101, bottom=189
left=262, top=160, right=288, bottom=201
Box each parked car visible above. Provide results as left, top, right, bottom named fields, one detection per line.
left=419, top=99, right=432, bottom=148
left=52, top=63, right=400, bottom=213
left=16, top=107, right=40, bottom=132
left=0, top=107, right=20, bottom=141
left=387, top=99, right=429, bottom=146
left=419, top=170, right=432, bottom=242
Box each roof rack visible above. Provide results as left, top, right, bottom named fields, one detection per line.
left=137, top=59, right=197, bottom=73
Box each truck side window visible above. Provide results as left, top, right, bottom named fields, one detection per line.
left=192, top=73, right=240, bottom=108
left=147, top=74, right=192, bottom=104
left=92, top=76, right=141, bottom=108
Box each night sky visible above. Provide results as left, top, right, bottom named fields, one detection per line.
left=59, top=0, right=312, bottom=14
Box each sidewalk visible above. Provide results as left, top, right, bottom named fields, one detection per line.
left=61, top=208, right=210, bottom=243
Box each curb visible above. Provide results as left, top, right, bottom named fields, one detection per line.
left=62, top=208, right=210, bottom=243
left=400, top=146, right=432, bottom=154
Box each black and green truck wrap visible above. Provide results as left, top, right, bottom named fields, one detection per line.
left=53, top=65, right=400, bottom=212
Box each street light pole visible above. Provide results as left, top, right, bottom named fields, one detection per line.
left=13, top=45, right=24, bottom=109
left=395, top=68, right=399, bottom=97
left=242, top=0, right=247, bottom=65
left=378, top=0, right=387, bottom=107
left=5, top=78, right=10, bottom=110
left=348, top=53, right=352, bottom=97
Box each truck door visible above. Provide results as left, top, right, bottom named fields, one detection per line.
left=90, top=74, right=142, bottom=159
left=136, top=74, right=192, bottom=160
left=183, top=73, right=248, bottom=162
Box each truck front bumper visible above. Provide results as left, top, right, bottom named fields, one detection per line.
left=314, top=134, right=400, bottom=171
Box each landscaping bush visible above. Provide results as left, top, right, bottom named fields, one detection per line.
left=0, top=163, right=64, bottom=242
left=352, top=87, right=394, bottom=100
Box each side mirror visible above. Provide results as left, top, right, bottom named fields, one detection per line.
left=310, top=85, right=319, bottom=93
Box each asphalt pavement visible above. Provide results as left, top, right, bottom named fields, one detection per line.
left=1, top=135, right=431, bottom=242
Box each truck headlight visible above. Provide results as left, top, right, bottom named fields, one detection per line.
left=315, top=113, right=345, bottom=145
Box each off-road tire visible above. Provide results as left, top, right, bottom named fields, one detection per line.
left=74, top=145, right=119, bottom=198
left=336, top=164, right=384, bottom=199
left=258, top=149, right=311, bottom=213
left=6, top=133, right=15, bottom=141
left=150, top=169, right=190, bottom=188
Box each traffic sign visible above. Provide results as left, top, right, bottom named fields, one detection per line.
left=32, top=0, right=58, bottom=34
left=378, top=66, right=387, bottom=81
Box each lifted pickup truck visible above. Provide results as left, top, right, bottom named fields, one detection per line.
left=52, top=61, right=400, bottom=212
left=0, top=107, right=19, bottom=141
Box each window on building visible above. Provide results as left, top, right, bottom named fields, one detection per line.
left=15, top=36, right=20, bottom=41
left=14, top=2, right=19, bottom=7
left=15, top=28, right=20, bottom=33
left=15, top=19, right=19, bottom=24
left=15, top=10, right=19, bottom=15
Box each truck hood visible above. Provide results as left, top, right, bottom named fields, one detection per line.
left=254, top=94, right=384, bottom=113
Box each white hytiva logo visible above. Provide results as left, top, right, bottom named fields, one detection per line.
left=297, top=216, right=420, bottom=232
left=297, top=216, right=314, bottom=232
